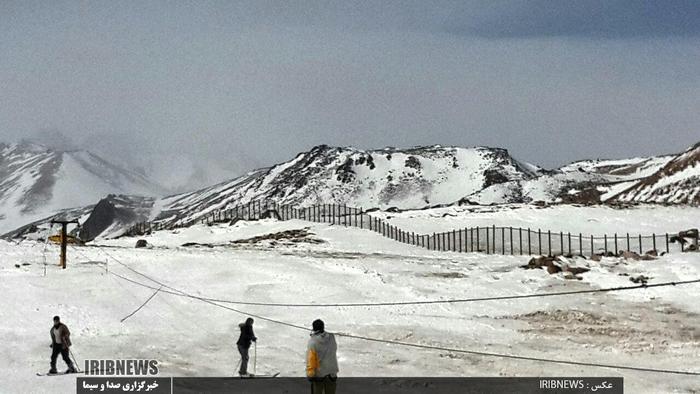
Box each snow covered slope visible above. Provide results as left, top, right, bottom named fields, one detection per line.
left=154, top=145, right=541, bottom=225
left=467, top=154, right=674, bottom=205
left=610, top=142, right=700, bottom=204
left=0, top=142, right=166, bottom=232
left=2, top=218, right=699, bottom=393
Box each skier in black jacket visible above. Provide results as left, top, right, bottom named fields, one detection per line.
left=236, top=318, right=257, bottom=376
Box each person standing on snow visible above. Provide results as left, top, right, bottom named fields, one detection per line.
left=49, top=316, right=77, bottom=374
left=306, top=319, right=338, bottom=394
left=236, top=317, right=257, bottom=376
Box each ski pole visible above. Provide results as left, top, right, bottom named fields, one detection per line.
left=69, top=349, right=81, bottom=373
left=254, top=342, right=257, bottom=375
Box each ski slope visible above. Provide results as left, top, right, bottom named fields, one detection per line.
left=1, top=213, right=699, bottom=393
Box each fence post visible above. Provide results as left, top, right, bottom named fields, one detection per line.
left=509, top=227, right=513, bottom=255
left=626, top=233, right=630, bottom=252
left=469, top=227, right=473, bottom=252
left=639, top=234, right=642, bottom=254
left=652, top=233, right=656, bottom=253
left=476, top=227, right=480, bottom=252
left=578, top=233, right=582, bottom=256
left=492, top=225, right=496, bottom=254
left=614, top=233, right=618, bottom=255
left=538, top=229, right=542, bottom=255
left=559, top=232, right=563, bottom=255
left=568, top=232, right=571, bottom=255
left=501, top=227, right=505, bottom=254
left=486, top=227, right=490, bottom=254
left=590, top=235, right=594, bottom=256
left=604, top=234, right=608, bottom=255
left=458, top=229, right=462, bottom=253
left=519, top=228, right=523, bottom=255
left=528, top=228, right=532, bottom=255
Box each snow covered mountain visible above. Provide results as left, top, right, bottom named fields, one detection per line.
left=0, top=142, right=166, bottom=232
left=6, top=142, right=700, bottom=241
left=610, top=142, right=700, bottom=204
left=153, top=145, right=542, bottom=225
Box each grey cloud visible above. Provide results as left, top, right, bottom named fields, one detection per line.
left=1, top=1, right=699, bottom=191
left=448, top=0, right=700, bottom=38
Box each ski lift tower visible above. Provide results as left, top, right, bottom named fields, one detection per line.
left=50, top=218, right=80, bottom=269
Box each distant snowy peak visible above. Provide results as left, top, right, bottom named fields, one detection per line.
left=611, top=142, right=700, bottom=204
left=0, top=142, right=166, bottom=232
left=156, top=145, right=541, bottom=225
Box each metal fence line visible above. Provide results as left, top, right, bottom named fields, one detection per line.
left=122, top=201, right=698, bottom=257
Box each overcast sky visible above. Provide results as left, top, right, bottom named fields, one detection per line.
left=2, top=1, right=699, bottom=189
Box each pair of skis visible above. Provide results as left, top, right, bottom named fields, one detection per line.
left=239, top=372, right=280, bottom=379
left=36, top=370, right=80, bottom=377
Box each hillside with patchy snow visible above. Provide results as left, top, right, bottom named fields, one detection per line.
left=467, top=155, right=674, bottom=205
left=154, top=145, right=542, bottom=225
left=0, top=142, right=166, bottom=232
left=610, top=142, right=700, bottom=204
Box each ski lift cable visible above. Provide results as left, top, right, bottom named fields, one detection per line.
left=82, top=246, right=700, bottom=376
left=68, top=246, right=223, bottom=338
left=105, top=268, right=700, bottom=376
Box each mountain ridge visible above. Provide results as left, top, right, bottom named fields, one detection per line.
left=0, top=142, right=166, bottom=232
left=4, top=141, right=699, bottom=240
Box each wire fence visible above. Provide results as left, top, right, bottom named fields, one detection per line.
left=123, top=201, right=699, bottom=257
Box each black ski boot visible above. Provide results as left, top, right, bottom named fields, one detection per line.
left=66, top=365, right=77, bottom=374
left=48, top=368, right=58, bottom=375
